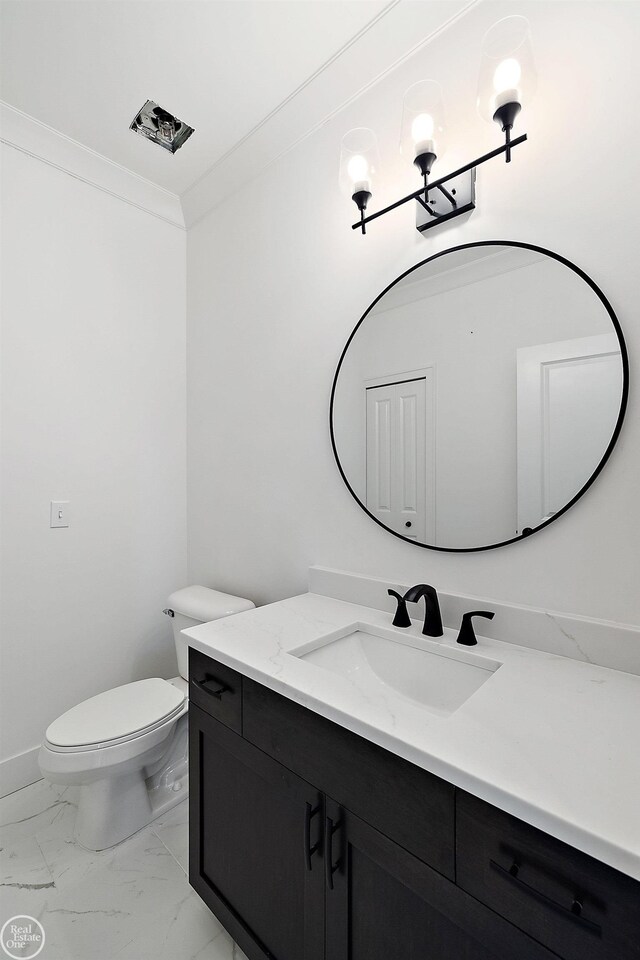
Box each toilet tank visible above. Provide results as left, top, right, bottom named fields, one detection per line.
left=165, top=586, right=254, bottom=680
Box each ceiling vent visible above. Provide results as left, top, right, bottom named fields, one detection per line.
left=130, top=100, right=194, bottom=154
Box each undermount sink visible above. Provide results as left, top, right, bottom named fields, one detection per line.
left=290, top=624, right=501, bottom=717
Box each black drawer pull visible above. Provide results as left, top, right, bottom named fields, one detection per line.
left=193, top=677, right=232, bottom=700
left=490, top=860, right=602, bottom=936
left=325, top=814, right=343, bottom=890
left=304, top=801, right=322, bottom=871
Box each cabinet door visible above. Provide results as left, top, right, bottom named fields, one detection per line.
left=189, top=703, right=324, bottom=960
left=324, top=798, right=557, bottom=960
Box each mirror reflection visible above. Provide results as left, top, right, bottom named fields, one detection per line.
left=331, top=243, right=626, bottom=551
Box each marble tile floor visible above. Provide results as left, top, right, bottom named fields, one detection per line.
left=0, top=779, right=249, bottom=960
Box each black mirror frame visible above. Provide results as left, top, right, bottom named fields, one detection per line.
left=329, top=240, right=629, bottom=553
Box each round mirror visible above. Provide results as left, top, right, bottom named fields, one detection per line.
left=330, top=242, right=628, bottom=552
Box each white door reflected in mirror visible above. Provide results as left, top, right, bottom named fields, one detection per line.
left=331, top=243, right=627, bottom=552
left=517, top=334, right=623, bottom=533
left=365, top=373, right=434, bottom=542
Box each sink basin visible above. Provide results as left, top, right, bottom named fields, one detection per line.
left=290, top=625, right=501, bottom=717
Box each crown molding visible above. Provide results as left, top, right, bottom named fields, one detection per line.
left=182, top=0, right=480, bottom=229
left=1, top=102, right=185, bottom=229
left=1, top=1, right=480, bottom=232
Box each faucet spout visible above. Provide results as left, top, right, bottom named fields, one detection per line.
left=403, top=584, right=443, bottom=637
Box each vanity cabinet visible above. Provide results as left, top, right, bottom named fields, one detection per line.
left=189, top=650, right=640, bottom=960
left=189, top=703, right=324, bottom=960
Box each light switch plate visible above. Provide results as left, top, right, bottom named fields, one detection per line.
left=50, top=500, right=70, bottom=528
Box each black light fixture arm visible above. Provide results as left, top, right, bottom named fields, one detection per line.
left=493, top=101, right=522, bottom=163
left=352, top=189, right=372, bottom=235
left=352, top=133, right=527, bottom=233
left=416, top=193, right=439, bottom=219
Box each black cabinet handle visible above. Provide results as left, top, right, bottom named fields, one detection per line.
left=490, top=860, right=602, bottom=936
left=325, top=814, right=343, bottom=890
left=193, top=677, right=231, bottom=700
left=304, top=801, right=322, bottom=871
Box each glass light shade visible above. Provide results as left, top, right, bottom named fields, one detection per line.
left=477, top=16, right=536, bottom=123
left=339, top=128, right=380, bottom=199
left=400, top=80, right=446, bottom=165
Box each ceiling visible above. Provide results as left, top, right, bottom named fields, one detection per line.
left=1, top=0, right=478, bottom=223
left=1, top=0, right=392, bottom=195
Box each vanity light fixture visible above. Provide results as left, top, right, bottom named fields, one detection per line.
left=343, top=16, right=535, bottom=235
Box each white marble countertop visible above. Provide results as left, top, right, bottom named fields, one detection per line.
left=184, top=591, right=640, bottom=882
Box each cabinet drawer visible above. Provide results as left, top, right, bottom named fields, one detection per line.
left=456, top=791, right=640, bottom=960
left=189, top=649, right=242, bottom=733
left=243, top=677, right=455, bottom=879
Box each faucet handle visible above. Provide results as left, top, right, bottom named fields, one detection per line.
left=388, top=589, right=412, bottom=629
left=456, top=610, right=495, bottom=646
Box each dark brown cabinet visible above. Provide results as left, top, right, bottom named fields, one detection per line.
left=322, top=798, right=555, bottom=960
left=189, top=703, right=324, bottom=960
left=242, top=675, right=455, bottom=879
left=189, top=650, right=640, bottom=960
left=457, top=791, right=640, bottom=960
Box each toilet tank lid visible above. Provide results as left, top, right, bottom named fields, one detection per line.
left=167, top=585, right=254, bottom=623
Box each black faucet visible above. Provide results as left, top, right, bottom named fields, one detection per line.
left=387, top=590, right=412, bottom=628
left=402, top=584, right=444, bottom=637
left=456, top=610, right=495, bottom=646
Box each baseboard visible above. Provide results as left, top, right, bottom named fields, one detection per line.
left=0, top=746, right=42, bottom=798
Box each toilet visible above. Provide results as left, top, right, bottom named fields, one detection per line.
left=38, top=586, right=254, bottom=850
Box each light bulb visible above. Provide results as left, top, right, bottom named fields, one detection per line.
left=158, top=120, right=175, bottom=142
left=492, top=57, right=522, bottom=110
left=411, top=113, right=434, bottom=143
left=493, top=58, right=521, bottom=92
left=347, top=154, right=370, bottom=192
left=410, top=113, right=436, bottom=159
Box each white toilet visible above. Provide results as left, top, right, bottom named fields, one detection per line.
left=38, top=586, right=254, bottom=850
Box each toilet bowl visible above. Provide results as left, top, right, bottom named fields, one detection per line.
left=38, top=586, right=254, bottom=850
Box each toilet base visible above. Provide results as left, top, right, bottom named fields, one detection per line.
left=72, top=713, right=189, bottom=850
left=76, top=771, right=150, bottom=849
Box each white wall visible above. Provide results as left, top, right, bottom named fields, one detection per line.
left=186, top=0, right=640, bottom=625
left=0, top=144, right=187, bottom=793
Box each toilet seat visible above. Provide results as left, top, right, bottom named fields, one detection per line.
left=45, top=678, right=186, bottom=751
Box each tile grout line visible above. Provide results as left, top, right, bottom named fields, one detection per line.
left=150, top=826, right=188, bottom=877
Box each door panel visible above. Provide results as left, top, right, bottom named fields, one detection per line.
left=189, top=704, right=324, bottom=960
left=399, top=388, right=420, bottom=519
left=517, top=334, right=623, bottom=531
left=350, top=847, right=496, bottom=960
left=366, top=390, right=392, bottom=516
left=366, top=377, right=431, bottom=540
left=324, top=798, right=557, bottom=960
